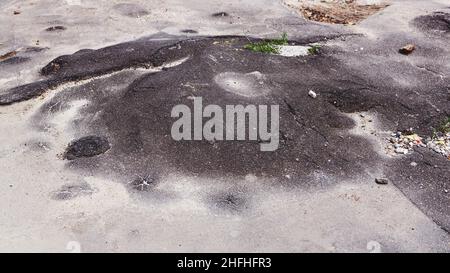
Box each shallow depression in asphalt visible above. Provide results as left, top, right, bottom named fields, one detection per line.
left=214, top=71, right=270, bottom=97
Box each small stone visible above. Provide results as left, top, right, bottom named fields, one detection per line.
left=410, top=162, right=418, bottom=167
left=308, top=90, right=317, bottom=98
left=444, top=189, right=448, bottom=194
left=399, top=44, right=415, bottom=55
left=395, top=147, right=409, bottom=154
left=375, top=178, right=389, bottom=185
left=13, top=10, right=21, bottom=15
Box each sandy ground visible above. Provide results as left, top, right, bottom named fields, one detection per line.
left=0, top=0, right=449, bottom=252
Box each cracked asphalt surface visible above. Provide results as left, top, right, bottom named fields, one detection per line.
left=0, top=0, right=449, bottom=252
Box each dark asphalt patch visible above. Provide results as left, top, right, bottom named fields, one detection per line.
left=387, top=147, right=450, bottom=232
left=1, top=34, right=449, bottom=230
left=412, top=12, right=450, bottom=35
left=64, top=136, right=111, bottom=160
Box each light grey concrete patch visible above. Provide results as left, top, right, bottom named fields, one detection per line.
left=277, top=45, right=311, bottom=56
left=214, top=71, right=270, bottom=97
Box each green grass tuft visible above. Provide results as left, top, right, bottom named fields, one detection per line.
left=437, top=117, right=450, bottom=134
left=308, top=44, right=321, bottom=55
left=432, top=116, right=450, bottom=139
left=244, top=33, right=289, bottom=54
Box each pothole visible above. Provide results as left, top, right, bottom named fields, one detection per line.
left=63, top=136, right=111, bottom=160
left=285, top=0, right=389, bottom=25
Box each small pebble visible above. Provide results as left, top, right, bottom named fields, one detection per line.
left=399, top=44, right=415, bottom=55
left=395, top=147, right=409, bottom=154
left=308, top=90, right=317, bottom=98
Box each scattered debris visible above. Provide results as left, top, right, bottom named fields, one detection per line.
left=386, top=132, right=424, bottom=156
left=64, top=136, right=111, bottom=160
left=290, top=0, right=389, bottom=25
left=399, top=44, right=415, bottom=55
left=426, top=134, right=450, bottom=159
left=427, top=117, right=450, bottom=158
left=385, top=122, right=449, bottom=159
left=375, top=178, right=389, bottom=185
left=308, top=90, right=317, bottom=98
